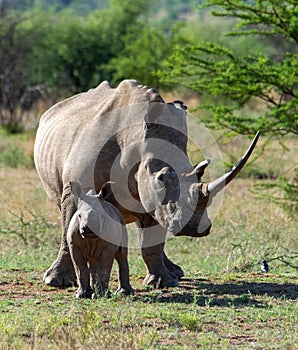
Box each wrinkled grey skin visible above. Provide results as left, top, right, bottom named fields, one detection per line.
left=34, top=80, right=258, bottom=289
left=67, top=181, right=133, bottom=298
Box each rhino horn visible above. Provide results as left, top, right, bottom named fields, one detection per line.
left=208, top=131, right=260, bottom=197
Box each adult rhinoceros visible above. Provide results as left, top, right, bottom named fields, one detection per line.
left=34, top=80, right=259, bottom=289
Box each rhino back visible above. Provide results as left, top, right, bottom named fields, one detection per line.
left=34, top=80, right=163, bottom=205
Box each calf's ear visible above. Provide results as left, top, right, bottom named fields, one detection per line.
left=70, top=181, right=83, bottom=199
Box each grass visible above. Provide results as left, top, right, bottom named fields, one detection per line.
left=0, top=134, right=297, bottom=349
left=0, top=263, right=297, bottom=349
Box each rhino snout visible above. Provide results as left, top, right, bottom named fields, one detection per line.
left=196, top=214, right=212, bottom=236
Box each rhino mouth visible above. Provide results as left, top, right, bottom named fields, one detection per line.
left=153, top=201, right=183, bottom=234
left=154, top=202, right=211, bottom=237
left=175, top=213, right=212, bottom=237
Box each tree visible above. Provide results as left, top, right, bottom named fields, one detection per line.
left=0, top=11, right=45, bottom=132
left=0, top=0, right=152, bottom=132
left=161, top=0, right=298, bottom=211
left=26, top=0, right=151, bottom=93
left=19, top=8, right=110, bottom=94
left=106, top=23, right=185, bottom=88
left=162, top=0, right=298, bottom=136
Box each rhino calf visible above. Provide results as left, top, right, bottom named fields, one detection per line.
left=67, top=181, right=133, bottom=298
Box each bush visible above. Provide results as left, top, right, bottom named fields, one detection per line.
left=0, top=147, right=28, bottom=168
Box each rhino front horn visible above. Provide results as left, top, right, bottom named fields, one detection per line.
left=208, top=131, right=260, bottom=197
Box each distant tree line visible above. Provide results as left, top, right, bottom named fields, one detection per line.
left=0, top=0, right=186, bottom=131
left=0, top=0, right=200, bottom=19
left=1, top=0, right=296, bottom=139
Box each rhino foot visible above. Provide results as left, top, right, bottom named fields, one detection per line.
left=116, top=286, right=135, bottom=296
left=163, top=254, right=184, bottom=280
left=170, top=268, right=184, bottom=280
left=144, top=273, right=178, bottom=289
left=74, top=287, right=113, bottom=299
left=91, top=290, right=112, bottom=299
left=75, top=288, right=94, bottom=299
left=43, top=260, right=77, bottom=288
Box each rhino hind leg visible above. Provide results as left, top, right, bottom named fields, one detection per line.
left=43, top=191, right=77, bottom=287
left=163, top=251, right=184, bottom=280
left=115, top=246, right=134, bottom=295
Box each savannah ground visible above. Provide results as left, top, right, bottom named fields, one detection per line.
left=0, top=130, right=297, bottom=349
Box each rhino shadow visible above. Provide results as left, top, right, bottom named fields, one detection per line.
left=136, top=277, right=298, bottom=308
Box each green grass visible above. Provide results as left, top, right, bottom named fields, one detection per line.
left=0, top=211, right=297, bottom=349
left=0, top=138, right=297, bottom=349
left=0, top=262, right=297, bottom=349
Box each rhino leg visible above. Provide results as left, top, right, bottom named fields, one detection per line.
left=71, top=245, right=93, bottom=299
left=115, top=246, right=134, bottom=295
left=163, top=251, right=184, bottom=279
left=138, top=219, right=178, bottom=289
left=43, top=190, right=77, bottom=287
left=91, top=242, right=117, bottom=297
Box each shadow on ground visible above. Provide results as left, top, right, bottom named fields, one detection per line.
left=1, top=272, right=297, bottom=308
left=136, top=276, right=298, bottom=307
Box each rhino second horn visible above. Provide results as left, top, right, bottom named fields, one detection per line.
left=207, top=131, right=260, bottom=197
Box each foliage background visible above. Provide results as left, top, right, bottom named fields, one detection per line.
left=0, top=1, right=297, bottom=348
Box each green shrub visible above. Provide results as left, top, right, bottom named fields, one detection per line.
left=0, top=147, right=27, bottom=168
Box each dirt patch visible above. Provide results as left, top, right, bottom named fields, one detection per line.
left=1, top=274, right=297, bottom=303
left=0, top=276, right=75, bottom=301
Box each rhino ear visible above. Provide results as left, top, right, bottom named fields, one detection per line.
left=70, top=181, right=83, bottom=199
left=98, top=181, right=115, bottom=200
left=194, top=160, right=210, bottom=180
left=168, top=100, right=187, bottom=110
left=184, top=160, right=210, bottom=182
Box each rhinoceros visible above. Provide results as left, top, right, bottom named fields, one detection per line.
left=67, top=181, right=133, bottom=298
left=34, top=80, right=259, bottom=289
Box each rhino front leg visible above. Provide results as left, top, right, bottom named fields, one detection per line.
left=138, top=219, right=178, bottom=289
left=43, top=189, right=77, bottom=287
left=69, top=239, right=93, bottom=299
left=91, top=243, right=117, bottom=297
